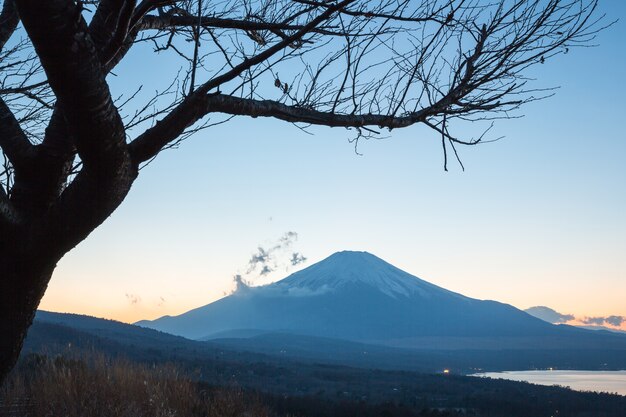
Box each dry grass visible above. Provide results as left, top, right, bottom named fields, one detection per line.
left=0, top=353, right=272, bottom=417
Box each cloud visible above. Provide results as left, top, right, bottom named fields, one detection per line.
left=250, top=283, right=333, bottom=298
left=605, top=316, right=625, bottom=327
left=582, top=315, right=626, bottom=327
left=290, top=252, right=307, bottom=266
left=245, top=231, right=305, bottom=277
left=259, top=265, right=273, bottom=276
left=233, top=274, right=251, bottom=292
left=125, top=293, right=141, bottom=305
left=247, top=247, right=271, bottom=272
left=526, top=307, right=625, bottom=329
left=228, top=231, right=308, bottom=295
left=582, top=316, right=605, bottom=326
left=281, top=285, right=331, bottom=297
left=278, top=231, right=298, bottom=247
left=524, top=306, right=574, bottom=324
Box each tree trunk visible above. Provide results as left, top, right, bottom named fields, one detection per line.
left=0, top=163, right=138, bottom=387
left=0, top=251, right=55, bottom=386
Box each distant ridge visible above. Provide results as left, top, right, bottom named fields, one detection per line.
left=30, top=309, right=626, bottom=373
left=524, top=306, right=626, bottom=335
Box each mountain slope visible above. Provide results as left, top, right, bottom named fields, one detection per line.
left=136, top=251, right=614, bottom=348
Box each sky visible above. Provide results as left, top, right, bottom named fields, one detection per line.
left=39, top=1, right=626, bottom=328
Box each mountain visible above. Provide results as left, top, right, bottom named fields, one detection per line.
left=137, top=251, right=622, bottom=349
left=524, top=306, right=575, bottom=324
left=576, top=325, right=626, bottom=335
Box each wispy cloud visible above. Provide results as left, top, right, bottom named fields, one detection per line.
left=290, top=252, right=307, bottom=266
left=605, top=316, right=626, bottom=327
left=526, top=306, right=625, bottom=329
left=230, top=231, right=308, bottom=294
left=247, top=247, right=271, bottom=273
left=582, top=315, right=625, bottom=327
left=125, top=293, right=141, bottom=305
left=245, top=231, right=304, bottom=277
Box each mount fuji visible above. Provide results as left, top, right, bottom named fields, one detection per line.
left=136, top=251, right=594, bottom=347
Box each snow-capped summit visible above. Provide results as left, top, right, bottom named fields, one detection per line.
left=270, top=251, right=464, bottom=299
left=137, top=250, right=558, bottom=343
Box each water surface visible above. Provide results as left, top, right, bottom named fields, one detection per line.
left=473, top=370, right=626, bottom=395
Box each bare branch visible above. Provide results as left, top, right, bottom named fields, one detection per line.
left=137, top=13, right=341, bottom=36
left=0, top=96, right=34, bottom=170
left=15, top=0, right=127, bottom=168
left=101, top=0, right=138, bottom=66
left=90, top=0, right=128, bottom=54
left=202, top=93, right=431, bottom=129
left=294, top=0, right=454, bottom=25
left=129, top=0, right=357, bottom=162
left=0, top=0, right=19, bottom=51
left=196, top=0, right=357, bottom=94
left=126, top=0, right=601, bottom=166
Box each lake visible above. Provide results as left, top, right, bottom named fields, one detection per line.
left=473, top=370, right=626, bottom=396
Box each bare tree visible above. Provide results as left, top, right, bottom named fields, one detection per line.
left=0, top=0, right=604, bottom=383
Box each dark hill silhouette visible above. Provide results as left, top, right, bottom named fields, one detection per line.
left=28, top=311, right=626, bottom=373
left=21, top=314, right=626, bottom=417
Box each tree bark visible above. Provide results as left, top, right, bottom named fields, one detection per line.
left=0, top=0, right=140, bottom=387
left=0, top=162, right=138, bottom=387
left=0, top=250, right=56, bottom=385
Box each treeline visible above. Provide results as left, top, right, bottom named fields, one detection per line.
left=2, top=351, right=625, bottom=417
left=0, top=353, right=462, bottom=417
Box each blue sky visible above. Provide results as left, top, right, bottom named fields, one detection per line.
left=40, top=1, right=626, bottom=325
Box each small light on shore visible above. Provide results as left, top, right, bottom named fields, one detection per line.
left=443, top=369, right=450, bottom=374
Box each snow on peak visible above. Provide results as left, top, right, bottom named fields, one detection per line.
left=267, top=250, right=461, bottom=299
